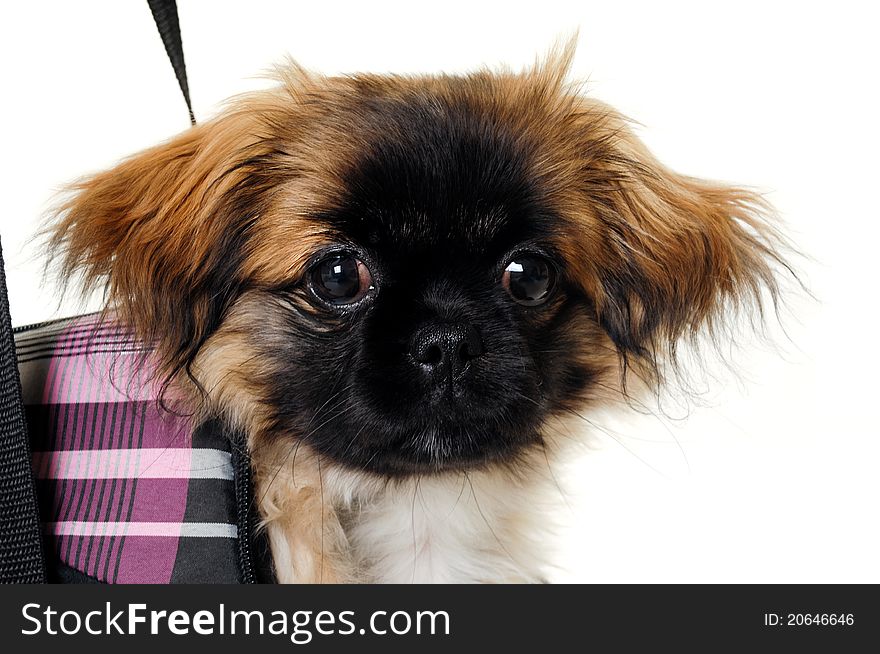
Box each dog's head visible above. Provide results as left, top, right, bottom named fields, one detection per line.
left=48, top=47, right=788, bottom=476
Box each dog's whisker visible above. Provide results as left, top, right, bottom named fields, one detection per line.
left=540, top=437, right=576, bottom=515
left=258, top=384, right=353, bottom=506
left=317, top=453, right=325, bottom=584
left=463, top=472, right=522, bottom=573
left=566, top=409, right=669, bottom=478
left=411, top=475, right=421, bottom=585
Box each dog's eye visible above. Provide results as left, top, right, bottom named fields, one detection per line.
left=502, top=255, right=556, bottom=306
left=309, top=255, right=374, bottom=305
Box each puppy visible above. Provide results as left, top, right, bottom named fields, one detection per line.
left=45, top=45, right=791, bottom=583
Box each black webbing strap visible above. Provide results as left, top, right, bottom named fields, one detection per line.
left=147, top=0, right=196, bottom=125
left=0, top=239, right=46, bottom=583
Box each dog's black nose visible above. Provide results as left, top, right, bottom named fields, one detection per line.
left=410, top=321, right=485, bottom=375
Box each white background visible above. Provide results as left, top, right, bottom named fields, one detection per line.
left=2, top=1, right=878, bottom=582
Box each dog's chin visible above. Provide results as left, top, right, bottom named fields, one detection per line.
left=308, top=422, right=542, bottom=477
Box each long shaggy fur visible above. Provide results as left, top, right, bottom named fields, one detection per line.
left=44, top=44, right=795, bottom=583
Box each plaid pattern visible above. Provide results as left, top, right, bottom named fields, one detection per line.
left=14, top=315, right=243, bottom=583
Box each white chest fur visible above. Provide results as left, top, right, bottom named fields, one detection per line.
left=342, top=472, right=551, bottom=583
left=258, top=450, right=555, bottom=584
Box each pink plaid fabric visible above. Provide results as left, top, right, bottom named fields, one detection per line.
left=15, top=315, right=241, bottom=583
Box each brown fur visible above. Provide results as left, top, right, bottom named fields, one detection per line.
left=47, top=48, right=787, bottom=388
left=45, top=46, right=793, bottom=582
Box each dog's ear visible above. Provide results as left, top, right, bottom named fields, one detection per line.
left=559, top=101, right=792, bottom=376
left=47, top=108, right=290, bottom=384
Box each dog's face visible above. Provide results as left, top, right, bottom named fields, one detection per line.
left=48, top=51, right=785, bottom=476
left=254, top=93, right=615, bottom=475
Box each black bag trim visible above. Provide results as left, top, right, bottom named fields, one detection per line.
left=147, top=0, right=196, bottom=125
left=0, top=239, right=47, bottom=583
